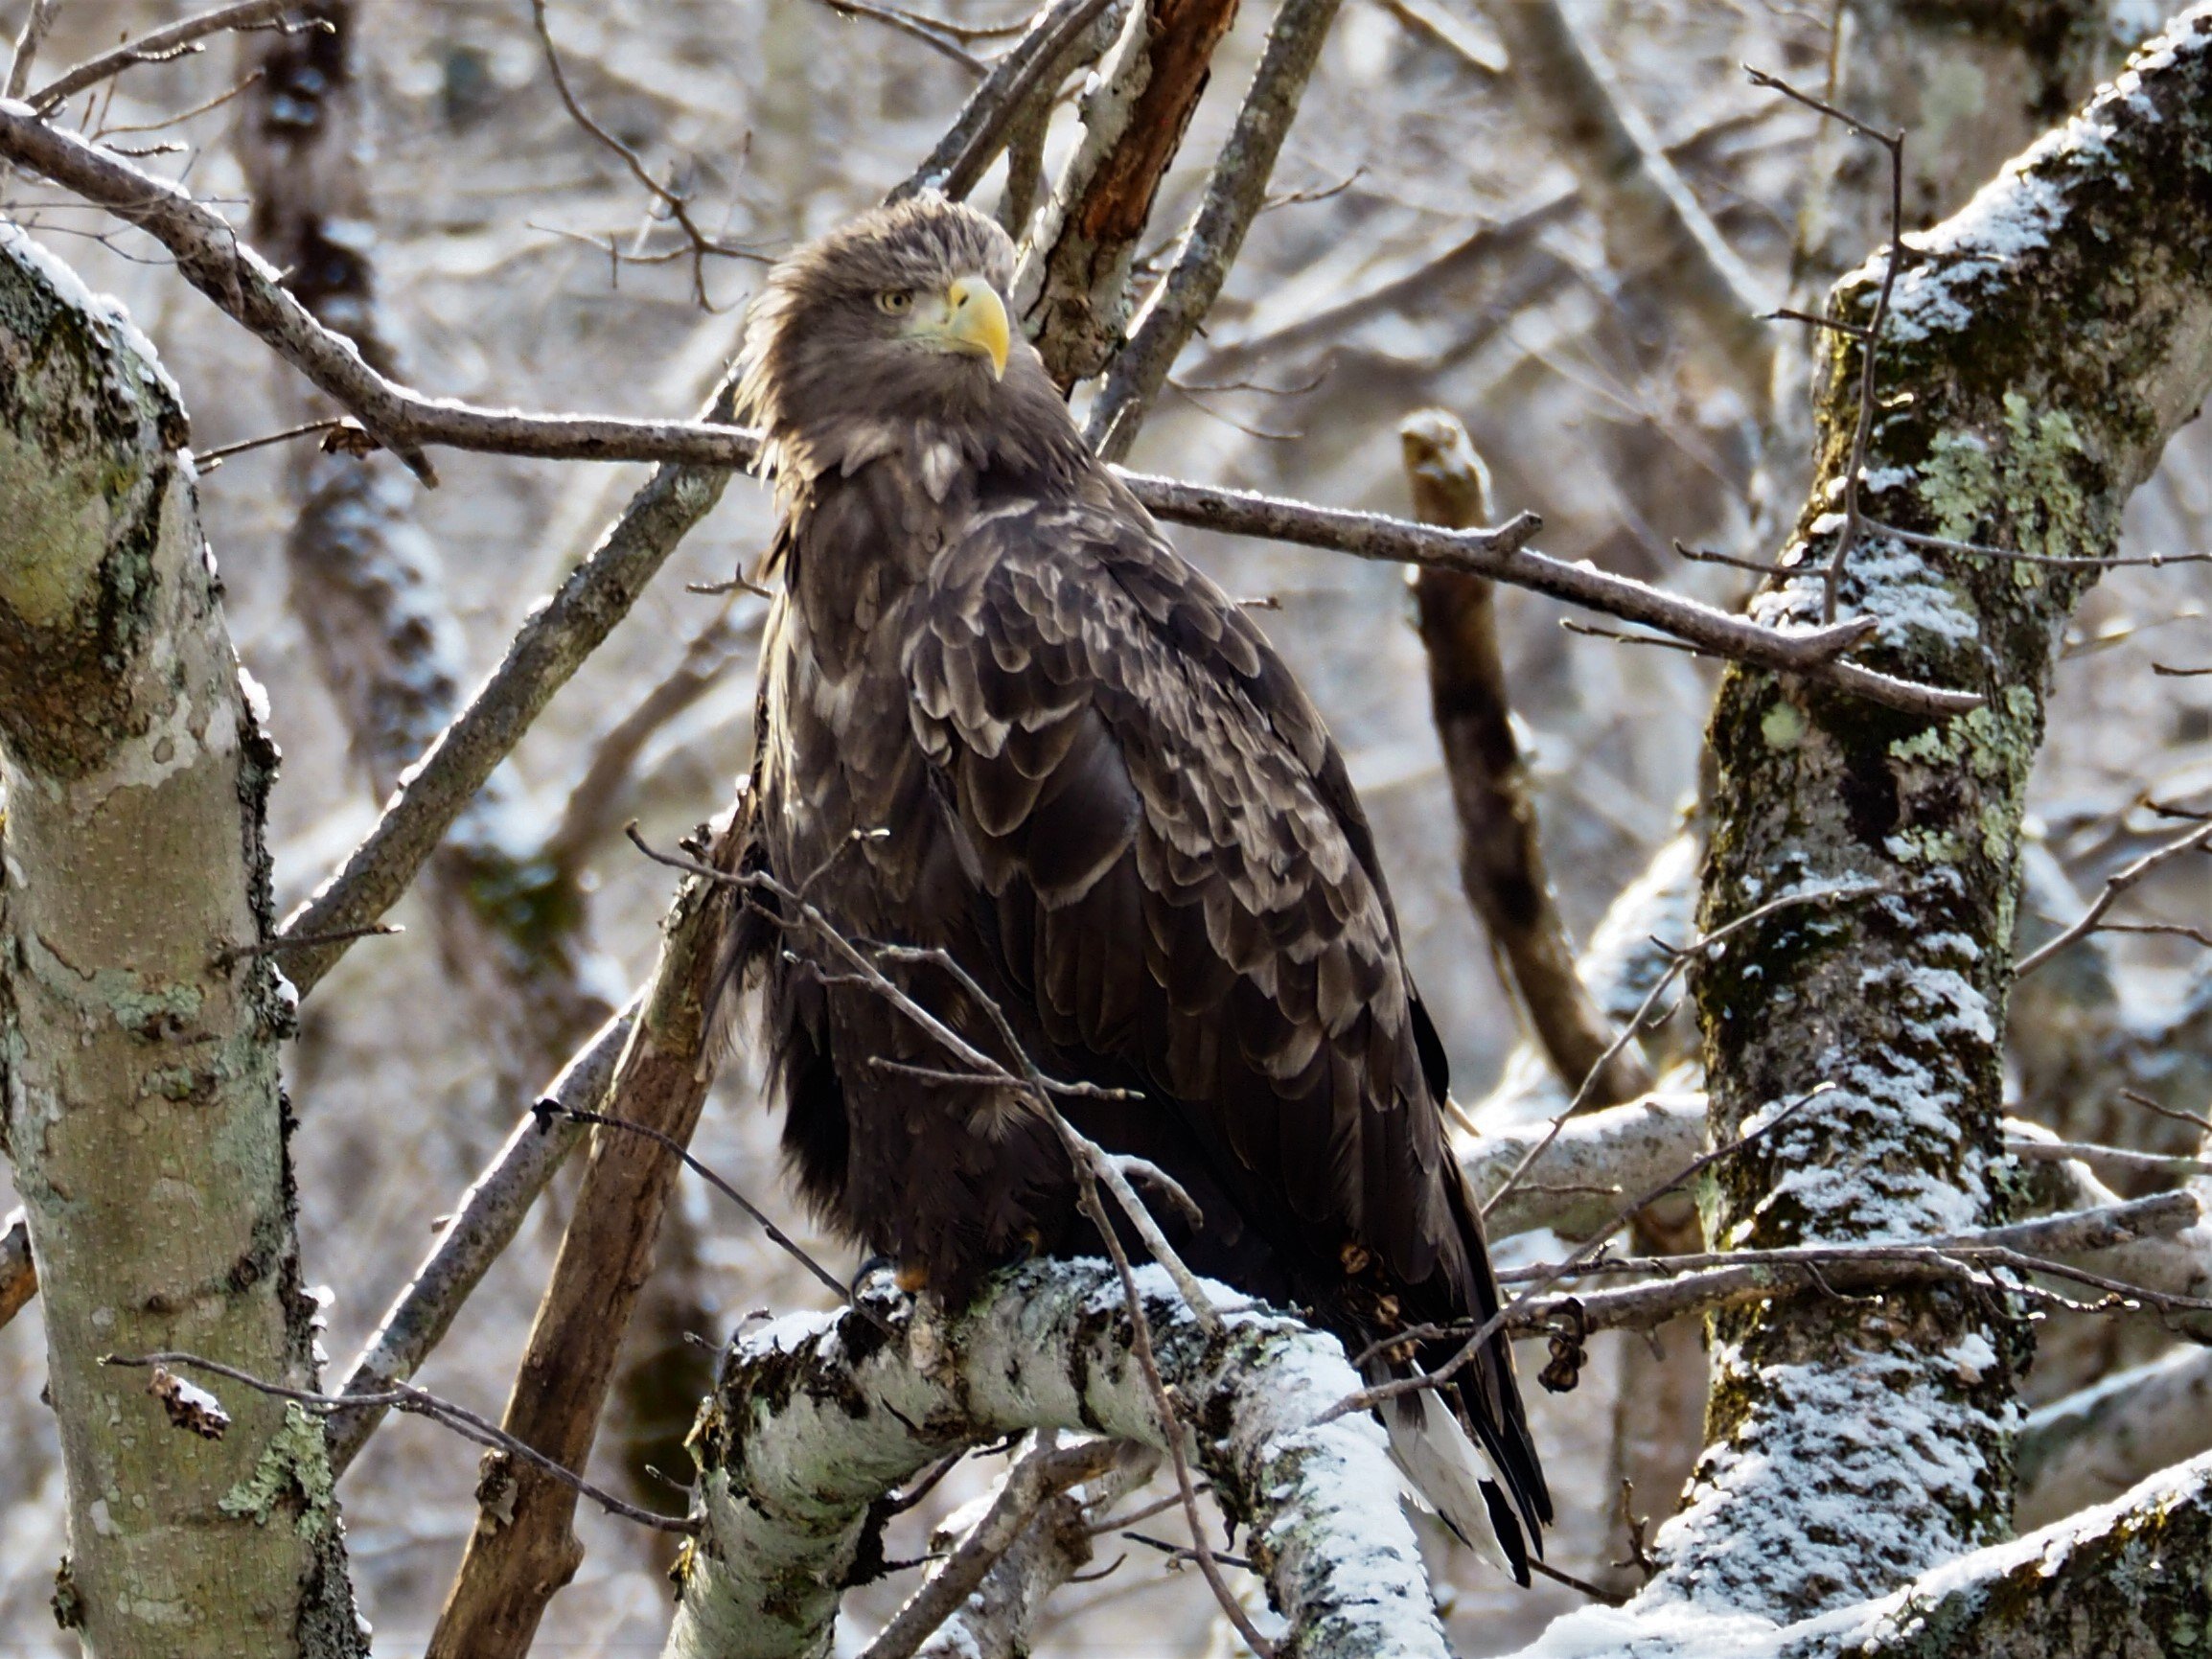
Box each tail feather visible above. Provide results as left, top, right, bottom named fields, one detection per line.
left=1381, top=1385, right=1531, bottom=1585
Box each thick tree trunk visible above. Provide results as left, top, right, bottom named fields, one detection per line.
left=0, top=227, right=362, bottom=1656
left=1657, top=7, right=2212, bottom=1624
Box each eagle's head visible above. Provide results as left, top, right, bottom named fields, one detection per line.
left=737, top=194, right=1080, bottom=494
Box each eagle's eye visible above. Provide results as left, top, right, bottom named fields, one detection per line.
left=875, top=289, right=914, bottom=315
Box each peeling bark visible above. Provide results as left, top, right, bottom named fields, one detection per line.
left=1658, top=9, right=2212, bottom=1624
left=665, top=1260, right=1451, bottom=1659
left=1012, top=0, right=1241, bottom=388
left=0, top=226, right=363, bottom=1656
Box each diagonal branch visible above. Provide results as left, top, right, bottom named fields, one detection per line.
left=1011, top=0, right=1242, bottom=388
left=25, top=0, right=301, bottom=112
left=1084, top=0, right=1344, bottom=459
left=424, top=812, right=742, bottom=1659
left=322, top=1001, right=636, bottom=1475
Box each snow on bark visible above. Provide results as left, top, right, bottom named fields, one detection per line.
left=0, top=225, right=364, bottom=1656
left=662, top=1259, right=1451, bottom=1659
left=1644, top=3, right=2212, bottom=1629
left=1520, top=1449, right=2212, bottom=1658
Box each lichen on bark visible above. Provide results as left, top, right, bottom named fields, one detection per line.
left=0, top=224, right=364, bottom=1657
left=1647, top=5, right=2212, bottom=1626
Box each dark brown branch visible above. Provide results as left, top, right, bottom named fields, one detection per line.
left=0, top=1209, right=32, bottom=1332
left=424, top=814, right=739, bottom=1659
left=1399, top=408, right=1653, bottom=1108
left=1015, top=0, right=1243, bottom=389
left=1086, top=0, right=1346, bottom=458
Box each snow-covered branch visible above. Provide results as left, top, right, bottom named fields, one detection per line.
left=1524, top=1449, right=2212, bottom=1656
left=664, top=1259, right=1451, bottom=1659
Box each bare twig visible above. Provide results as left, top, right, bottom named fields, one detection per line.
left=103, top=1351, right=694, bottom=1533
left=325, top=1002, right=638, bottom=1473
left=858, top=1438, right=1124, bottom=1659
left=806, top=0, right=987, bottom=70
left=895, top=0, right=1126, bottom=202
left=6, top=0, right=63, bottom=102
left=1864, top=518, right=2212, bottom=570
left=539, top=1102, right=864, bottom=1314
left=27, top=0, right=304, bottom=113
left=1746, top=66, right=1906, bottom=622
left=530, top=0, right=763, bottom=305
left=2016, top=818, right=2212, bottom=978
left=1482, top=884, right=1882, bottom=1219
left=2120, top=1089, right=2212, bottom=1139
left=1086, top=0, right=1347, bottom=459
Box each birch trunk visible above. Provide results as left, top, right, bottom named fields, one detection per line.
left=0, top=228, right=363, bottom=1656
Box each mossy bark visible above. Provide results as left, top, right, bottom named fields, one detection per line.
left=1654, top=11, right=2212, bottom=1624
left=0, top=229, right=363, bottom=1655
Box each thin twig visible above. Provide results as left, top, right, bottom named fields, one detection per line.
left=805, top=0, right=986, bottom=71
left=2016, top=818, right=2212, bottom=977
left=529, top=0, right=762, bottom=307
left=1746, top=65, right=1906, bottom=622
left=2119, top=1089, right=2212, bottom=1139
left=103, top=1350, right=696, bottom=1533
left=191, top=415, right=350, bottom=470
left=27, top=0, right=305, bottom=112
left=1482, top=884, right=1882, bottom=1219
left=539, top=1102, right=876, bottom=1321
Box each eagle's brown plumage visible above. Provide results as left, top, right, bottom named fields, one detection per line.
left=721, top=194, right=1549, bottom=1573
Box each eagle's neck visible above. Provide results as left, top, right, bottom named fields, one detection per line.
left=766, top=351, right=1089, bottom=510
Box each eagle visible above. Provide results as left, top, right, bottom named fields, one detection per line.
left=720, top=193, right=1549, bottom=1577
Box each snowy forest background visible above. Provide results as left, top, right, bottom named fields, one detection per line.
left=0, top=0, right=2207, bottom=1653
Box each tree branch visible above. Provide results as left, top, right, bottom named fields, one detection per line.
left=25, top=0, right=301, bottom=112
left=2016, top=1345, right=2212, bottom=1527
left=0, top=1209, right=33, bottom=1331
left=663, top=1260, right=1453, bottom=1659
left=322, top=1001, right=636, bottom=1475
left=1085, top=0, right=1344, bottom=459
left=1011, top=0, right=1242, bottom=388
left=1400, top=407, right=1653, bottom=1107
left=426, top=814, right=742, bottom=1659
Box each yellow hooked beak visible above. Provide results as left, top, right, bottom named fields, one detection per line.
left=933, top=276, right=1009, bottom=380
